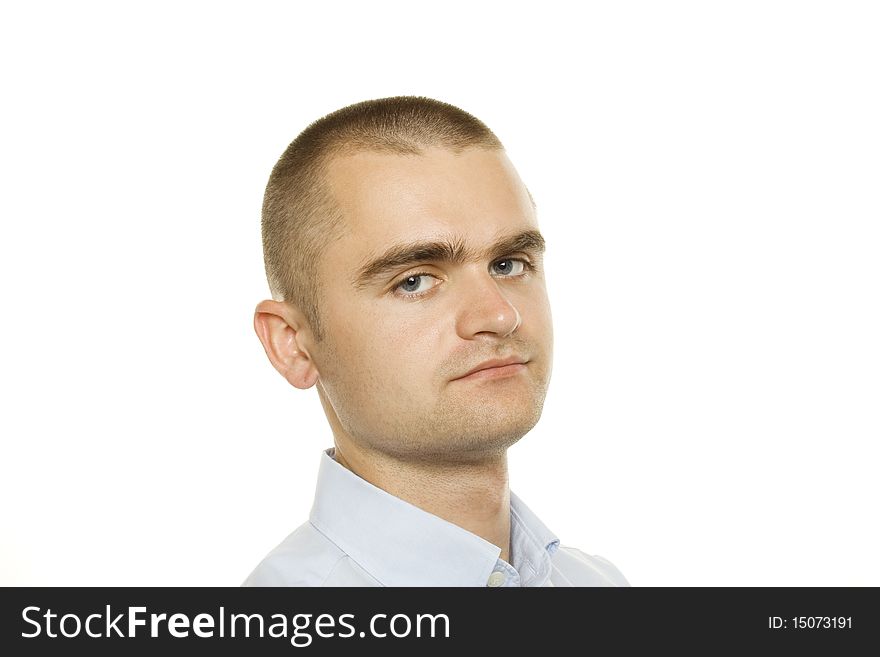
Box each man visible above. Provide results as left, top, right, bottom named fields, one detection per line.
left=245, top=96, right=629, bottom=587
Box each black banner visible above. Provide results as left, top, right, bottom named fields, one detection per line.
left=0, top=587, right=874, bottom=654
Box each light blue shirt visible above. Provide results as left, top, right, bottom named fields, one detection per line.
left=243, top=447, right=630, bottom=587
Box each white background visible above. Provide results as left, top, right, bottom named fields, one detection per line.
left=1, top=1, right=877, bottom=586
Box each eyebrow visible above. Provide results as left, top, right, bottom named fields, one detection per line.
left=351, top=229, right=547, bottom=290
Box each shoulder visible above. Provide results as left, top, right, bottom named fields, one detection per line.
left=552, top=546, right=632, bottom=587
left=241, top=522, right=351, bottom=587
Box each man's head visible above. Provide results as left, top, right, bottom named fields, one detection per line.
left=255, top=96, right=553, bottom=466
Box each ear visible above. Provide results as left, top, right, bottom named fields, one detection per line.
left=253, top=300, right=320, bottom=389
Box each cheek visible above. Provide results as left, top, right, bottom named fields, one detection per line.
left=366, top=308, right=447, bottom=386
left=329, top=305, right=436, bottom=382
left=521, top=295, right=554, bottom=362
left=518, top=288, right=552, bottom=327
left=538, top=301, right=554, bottom=340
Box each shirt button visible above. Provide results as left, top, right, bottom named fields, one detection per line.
left=487, top=571, right=507, bottom=587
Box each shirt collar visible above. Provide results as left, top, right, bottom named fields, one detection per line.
left=308, top=447, right=560, bottom=587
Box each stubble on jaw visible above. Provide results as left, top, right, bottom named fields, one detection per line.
left=324, top=360, right=550, bottom=470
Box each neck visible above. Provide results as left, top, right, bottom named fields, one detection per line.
left=333, top=440, right=512, bottom=563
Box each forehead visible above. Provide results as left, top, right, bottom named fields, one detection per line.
left=322, top=146, right=537, bottom=246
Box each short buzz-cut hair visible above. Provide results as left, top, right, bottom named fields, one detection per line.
left=260, top=95, right=509, bottom=343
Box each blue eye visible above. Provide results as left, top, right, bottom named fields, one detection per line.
left=492, top=259, right=526, bottom=276
left=398, top=274, right=435, bottom=295
left=392, top=258, right=535, bottom=300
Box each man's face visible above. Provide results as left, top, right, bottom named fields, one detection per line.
left=307, top=146, right=553, bottom=465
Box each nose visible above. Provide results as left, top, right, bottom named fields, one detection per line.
left=454, top=268, right=522, bottom=339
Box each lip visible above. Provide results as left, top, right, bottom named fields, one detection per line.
left=453, top=357, right=528, bottom=381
